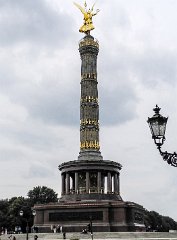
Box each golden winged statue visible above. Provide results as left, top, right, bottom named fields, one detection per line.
left=74, top=1, right=100, bottom=35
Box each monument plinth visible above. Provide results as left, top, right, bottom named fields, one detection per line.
left=33, top=2, right=145, bottom=232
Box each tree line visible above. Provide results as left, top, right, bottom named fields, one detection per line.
left=0, top=185, right=177, bottom=233
left=144, top=209, right=177, bottom=232
left=0, top=186, right=58, bottom=234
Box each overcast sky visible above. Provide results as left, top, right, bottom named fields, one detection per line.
left=0, top=0, right=177, bottom=221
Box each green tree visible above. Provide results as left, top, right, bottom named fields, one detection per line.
left=0, top=186, right=58, bottom=233
left=27, top=186, right=58, bottom=205
left=7, top=196, right=31, bottom=233
left=144, top=210, right=177, bottom=232
left=0, top=199, right=9, bottom=230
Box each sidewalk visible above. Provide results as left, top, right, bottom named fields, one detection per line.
left=1, top=232, right=177, bottom=240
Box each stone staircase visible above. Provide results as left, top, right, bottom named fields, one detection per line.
left=1, top=232, right=177, bottom=240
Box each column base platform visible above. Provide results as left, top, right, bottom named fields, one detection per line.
left=33, top=200, right=145, bottom=233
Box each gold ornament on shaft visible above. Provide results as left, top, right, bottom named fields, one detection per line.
left=73, top=1, right=100, bottom=35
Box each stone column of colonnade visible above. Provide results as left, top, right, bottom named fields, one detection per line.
left=61, top=171, right=120, bottom=195
left=66, top=173, right=70, bottom=194
left=61, top=174, right=65, bottom=195
left=75, top=172, right=78, bottom=194
left=97, top=171, right=101, bottom=193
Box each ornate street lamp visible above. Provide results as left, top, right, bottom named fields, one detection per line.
left=147, top=105, right=177, bottom=167
left=19, top=209, right=36, bottom=240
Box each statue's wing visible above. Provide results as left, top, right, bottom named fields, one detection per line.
left=91, top=2, right=96, bottom=11
left=73, top=2, right=86, bottom=15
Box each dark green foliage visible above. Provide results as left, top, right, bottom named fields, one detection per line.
left=0, top=199, right=9, bottom=230
left=0, top=186, right=58, bottom=233
left=144, top=210, right=177, bottom=232
left=1, top=185, right=176, bottom=233
left=27, top=186, right=58, bottom=204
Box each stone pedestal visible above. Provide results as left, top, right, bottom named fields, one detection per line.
left=33, top=200, right=145, bottom=232
left=33, top=159, right=145, bottom=232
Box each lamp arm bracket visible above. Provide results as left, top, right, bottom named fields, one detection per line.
left=157, top=146, right=177, bottom=167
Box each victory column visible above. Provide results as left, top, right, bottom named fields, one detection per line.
left=74, top=1, right=102, bottom=160
left=33, top=2, right=145, bottom=232
left=59, top=1, right=122, bottom=201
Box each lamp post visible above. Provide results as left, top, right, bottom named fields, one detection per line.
left=147, top=105, right=177, bottom=167
left=19, top=209, right=36, bottom=240
left=89, top=216, right=93, bottom=240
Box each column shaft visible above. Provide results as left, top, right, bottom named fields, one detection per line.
left=118, top=173, right=120, bottom=194
left=114, top=173, right=118, bottom=194
left=75, top=172, right=78, bottom=194
left=61, top=174, right=65, bottom=195
left=71, top=175, right=75, bottom=193
left=102, top=175, right=105, bottom=193
left=79, top=36, right=101, bottom=153
left=66, top=173, right=70, bottom=194
left=107, top=172, right=112, bottom=193
left=86, top=172, right=89, bottom=193
left=97, top=172, right=101, bottom=193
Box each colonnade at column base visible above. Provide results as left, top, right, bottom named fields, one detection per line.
left=59, top=159, right=122, bottom=200
left=33, top=159, right=146, bottom=232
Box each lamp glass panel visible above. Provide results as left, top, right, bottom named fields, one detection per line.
left=151, top=121, right=161, bottom=137
left=159, top=123, right=166, bottom=136
left=150, top=118, right=167, bottom=138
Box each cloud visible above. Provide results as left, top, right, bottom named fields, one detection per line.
left=26, top=163, right=54, bottom=178
left=0, top=0, right=75, bottom=47
left=121, top=48, right=177, bottom=88
left=100, top=85, right=138, bottom=125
